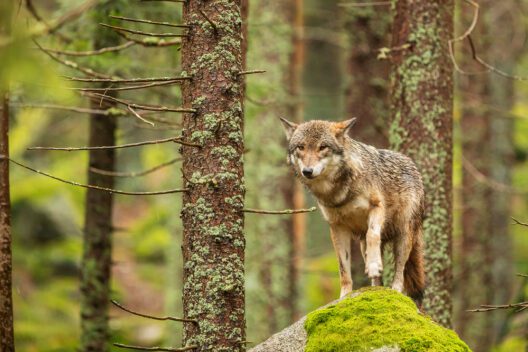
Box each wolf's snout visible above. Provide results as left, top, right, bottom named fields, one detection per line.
left=302, top=167, right=314, bottom=178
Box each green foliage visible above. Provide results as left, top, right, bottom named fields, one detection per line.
left=305, top=288, right=471, bottom=352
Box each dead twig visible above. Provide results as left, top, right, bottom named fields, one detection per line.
left=237, top=70, right=266, bottom=76
left=100, top=23, right=188, bottom=38
left=64, top=76, right=191, bottom=84
left=71, top=80, right=182, bottom=92
left=42, top=41, right=135, bottom=57
left=4, top=157, right=187, bottom=196
left=338, top=1, right=390, bottom=7
left=112, top=30, right=182, bottom=47
left=90, top=157, right=181, bottom=177
left=83, top=92, right=196, bottom=113
left=243, top=207, right=317, bottom=215
left=114, top=344, right=197, bottom=351
left=110, top=15, right=191, bottom=29
left=111, top=300, right=195, bottom=323
left=28, top=136, right=200, bottom=151
left=198, top=9, right=218, bottom=34
left=512, top=217, right=528, bottom=227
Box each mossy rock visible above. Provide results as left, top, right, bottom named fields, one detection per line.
left=304, top=287, right=471, bottom=352
left=250, top=287, right=470, bottom=352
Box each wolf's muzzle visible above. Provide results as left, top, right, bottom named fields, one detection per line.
left=302, top=167, right=314, bottom=178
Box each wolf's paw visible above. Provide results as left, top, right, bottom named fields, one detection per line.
left=366, top=261, right=382, bottom=279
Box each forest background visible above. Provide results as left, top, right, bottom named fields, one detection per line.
left=1, top=0, right=528, bottom=351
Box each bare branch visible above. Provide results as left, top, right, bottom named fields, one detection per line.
left=71, top=80, right=183, bottom=92
left=468, top=302, right=528, bottom=313
left=83, top=93, right=196, bottom=113
left=114, top=343, right=197, bottom=352
left=237, top=70, right=266, bottom=76
left=42, top=41, right=135, bottom=57
left=111, top=300, right=195, bottom=323
left=198, top=9, right=218, bottom=34
left=11, top=103, right=126, bottom=116
left=28, top=136, right=200, bottom=151
left=90, top=158, right=181, bottom=177
left=64, top=76, right=191, bottom=84
left=127, top=106, right=154, bottom=126
left=35, top=41, right=114, bottom=79
left=25, top=0, right=72, bottom=43
left=243, top=207, right=317, bottom=215
left=517, top=273, right=528, bottom=278
left=338, top=1, right=390, bottom=7
left=112, top=30, right=182, bottom=47
left=512, top=217, right=528, bottom=227
left=462, top=157, right=528, bottom=194
left=100, top=23, right=187, bottom=38
left=140, top=0, right=186, bottom=2
left=109, top=15, right=191, bottom=29
left=4, top=157, right=187, bottom=196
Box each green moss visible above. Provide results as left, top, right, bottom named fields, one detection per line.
left=304, top=288, right=470, bottom=352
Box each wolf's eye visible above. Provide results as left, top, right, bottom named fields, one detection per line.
left=297, top=145, right=304, bottom=151
left=319, top=145, right=328, bottom=151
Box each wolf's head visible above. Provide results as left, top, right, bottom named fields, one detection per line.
left=279, top=118, right=356, bottom=180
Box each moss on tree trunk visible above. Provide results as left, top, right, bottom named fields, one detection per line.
left=389, top=0, right=454, bottom=327
left=180, top=0, right=246, bottom=350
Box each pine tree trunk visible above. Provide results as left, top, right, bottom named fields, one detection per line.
left=343, top=4, right=391, bottom=289
left=80, top=4, right=120, bottom=351
left=0, top=2, right=15, bottom=350
left=180, top=1, right=246, bottom=350
left=389, top=0, right=454, bottom=327
left=285, top=0, right=306, bottom=322
left=487, top=2, right=516, bottom=343
left=0, top=93, right=14, bottom=352
left=456, top=70, right=493, bottom=351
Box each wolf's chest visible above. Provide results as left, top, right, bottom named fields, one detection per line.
left=319, top=195, right=370, bottom=234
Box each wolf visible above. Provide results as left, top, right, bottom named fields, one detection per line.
left=280, top=117, right=426, bottom=303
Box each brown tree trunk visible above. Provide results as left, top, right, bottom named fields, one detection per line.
left=389, top=0, right=454, bottom=327
left=0, top=93, right=14, bottom=352
left=180, top=1, right=246, bottom=350
left=343, top=3, right=391, bottom=289
left=454, top=3, right=492, bottom=349
left=80, top=4, right=120, bottom=351
left=285, top=0, right=306, bottom=323
left=0, top=1, right=15, bottom=350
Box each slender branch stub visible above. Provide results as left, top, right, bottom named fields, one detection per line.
left=243, top=206, right=317, bottom=215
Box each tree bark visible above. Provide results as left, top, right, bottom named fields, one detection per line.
left=343, top=3, right=391, bottom=289
left=180, top=1, right=246, bottom=350
left=0, top=2, right=15, bottom=350
left=0, top=93, right=15, bottom=352
left=285, top=0, right=306, bottom=323
left=80, top=3, right=120, bottom=351
left=389, top=0, right=454, bottom=327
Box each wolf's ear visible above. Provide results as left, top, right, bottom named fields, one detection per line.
left=279, top=117, right=298, bottom=140
left=335, top=118, right=357, bottom=138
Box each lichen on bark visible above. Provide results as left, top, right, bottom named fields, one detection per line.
left=389, top=0, right=454, bottom=327
left=180, top=1, right=245, bottom=351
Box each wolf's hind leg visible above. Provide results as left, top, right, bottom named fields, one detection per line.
left=392, top=228, right=413, bottom=293
left=366, top=199, right=385, bottom=285
left=330, top=227, right=353, bottom=298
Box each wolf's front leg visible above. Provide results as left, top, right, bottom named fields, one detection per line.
left=366, top=199, right=385, bottom=286
left=330, top=227, right=353, bottom=298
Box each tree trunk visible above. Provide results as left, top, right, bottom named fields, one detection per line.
left=0, top=2, right=15, bottom=350
left=343, top=3, right=391, bottom=289
left=0, top=93, right=14, bottom=352
left=285, top=0, right=306, bottom=323
left=487, top=2, right=516, bottom=344
left=80, top=3, right=120, bottom=351
left=389, top=0, right=454, bottom=327
left=180, top=1, right=246, bottom=350
left=454, top=3, right=492, bottom=349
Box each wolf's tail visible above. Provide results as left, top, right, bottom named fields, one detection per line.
left=404, top=236, right=426, bottom=306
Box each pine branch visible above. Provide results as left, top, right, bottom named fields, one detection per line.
left=90, top=158, right=181, bottom=177
left=243, top=207, right=317, bottom=215
left=100, top=23, right=188, bottom=38
left=42, top=41, right=135, bottom=57
left=109, top=15, right=191, bottom=28
left=114, top=344, right=197, bottom=352
left=4, top=157, right=187, bottom=196
left=64, top=76, right=191, bottom=84
left=28, top=136, right=200, bottom=151
left=111, top=300, right=196, bottom=322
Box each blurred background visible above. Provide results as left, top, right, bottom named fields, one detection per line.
left=2, top=0, right=528, bottom=351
